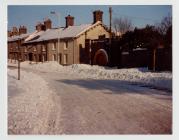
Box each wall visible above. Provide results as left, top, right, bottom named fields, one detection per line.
left=148, top=48, right=172, bottom=71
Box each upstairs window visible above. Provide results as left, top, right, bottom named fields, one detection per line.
left=33, top=47, right=37, bottom=52
left=64, top=41, right=68, bottom=50
left=52, top=43, right=56, bottom=50
left=42, top=46, right=46, bottom=51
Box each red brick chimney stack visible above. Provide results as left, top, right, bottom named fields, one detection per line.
left=65, top=15, right=74, bottom=28
left=8, top=31, right=12, bottom=37
left=36, top=22, right=46, bottom=31
left=44, top=18, right=52, bottom=30
left=19, top=26, right=27, bottom=35
left=12, top=27, right=19, bottom=36
left=93, top=10, right=103, bottom=24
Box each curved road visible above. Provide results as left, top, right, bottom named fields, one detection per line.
left=8, top=66, right=172, bottom=134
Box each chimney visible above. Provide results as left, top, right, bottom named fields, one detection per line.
left=44, top=18, right=52, bottom=30
left=65, top=15, right=74, bottom=28
left=12, top=27, right=18, bottom=36
left=36, top=22, right=46, bottom=31
left=93, top=10, right=103, bottom=24
left=8, top=31, right=12, bottom=37
left=19, top=26, right=27, bottom=35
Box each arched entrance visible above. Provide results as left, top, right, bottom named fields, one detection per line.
left=93, top=49, right=108, bottom=66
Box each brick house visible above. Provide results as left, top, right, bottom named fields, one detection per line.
left=8, top=10, right=110, bottom=65
left=8, top=26, right=30, bottom=62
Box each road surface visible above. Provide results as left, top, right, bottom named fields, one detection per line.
left=8, top=66, right=172, bottom=134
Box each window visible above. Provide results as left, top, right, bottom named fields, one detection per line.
left=42, top=46, right=46, bottom=51
left=52, top=54, right=56, bottom=61
left=52, top=43, right=56, bottom=50
left=64, top=54, right=68, bottom=64
left=42, top=54, right=45, bottom=62
left=33, top=47, right=37, bottom=52
left=24, top=47, right=27, bottom=52
left=64, top=41, right=68, bottom=50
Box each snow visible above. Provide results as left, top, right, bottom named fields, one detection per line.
left=24, top=24, right=92, bottom=43
left=8, top=33, right=31, bottom=42
left=8, top=21, right=104, bottom=44
left=66, top=64, right=172, bottom=90
left=8, top=61, right=172, bottom=91
left=8, top=68, right=55, bottom=134
left=24, top=30, right=45, bottom=42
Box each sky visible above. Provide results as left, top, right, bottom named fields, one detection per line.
left=8, top=5, right=172, bottom=33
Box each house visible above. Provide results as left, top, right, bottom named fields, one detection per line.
left=8, top=26, right=30, bottom=62
left=8, top=10, right=110, bottom=65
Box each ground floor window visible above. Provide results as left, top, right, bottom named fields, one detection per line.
left=64, top=54, right=68, bottom=64
left=52, top=54, right=56, bottom=61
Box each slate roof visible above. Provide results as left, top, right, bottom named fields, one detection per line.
left=25, top=23, right=92, bottom=44
left=8, top=21, right=109, bottom=44
left=8, top=33, right=31, bottom=42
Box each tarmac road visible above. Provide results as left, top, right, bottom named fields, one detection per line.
left=8, top=66, right=172, bottom=134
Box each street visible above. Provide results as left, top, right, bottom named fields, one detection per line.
left=8, top=66, right=172, bottom=134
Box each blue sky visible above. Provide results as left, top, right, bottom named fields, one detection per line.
left=8, top=5, right=172, bottom=33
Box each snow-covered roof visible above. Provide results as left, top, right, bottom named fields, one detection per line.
left=24, top=30, right=45, bottom=42
left=8, top=33, right=31, bottom=42
left=8, top=21, right=109, bottom=44
left=25, top=24, right=92, bottom=44
left=25, top=21, right=108, bottom=44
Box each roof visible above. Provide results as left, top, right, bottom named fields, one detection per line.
left=25, top=23, right=92, bottom=44
left=8, top=33, right=31, bottom=42
left=24, top=30, right=45, bottom=42
left=9, top=21, right=109, bottom=44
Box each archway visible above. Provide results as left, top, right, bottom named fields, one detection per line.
left=93, top=49, right=108, bottom=66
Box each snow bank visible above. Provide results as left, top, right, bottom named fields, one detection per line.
left=8, top=69, right=55, bottom=134
left=8, top=61, right=172, bottom=90
left=67, top=64, right=172, bottom=90
left=22, top=61, right=64, bottom=72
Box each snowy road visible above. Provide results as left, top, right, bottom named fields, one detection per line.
left=8, top=65, right=172, bottom=134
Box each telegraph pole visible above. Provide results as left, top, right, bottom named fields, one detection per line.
left=109, top=7, right=112, bottom=37
left=109, top=7, right=112, bottom=66
left=109, top=6, right=112, bottom=47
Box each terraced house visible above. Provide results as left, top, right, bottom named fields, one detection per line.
left=8, top=10, right=110, bottom=65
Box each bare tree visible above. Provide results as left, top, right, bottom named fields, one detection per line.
left=113, top=17, right=133, bottom=35
left=156, top=14, right=172, bottom=35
